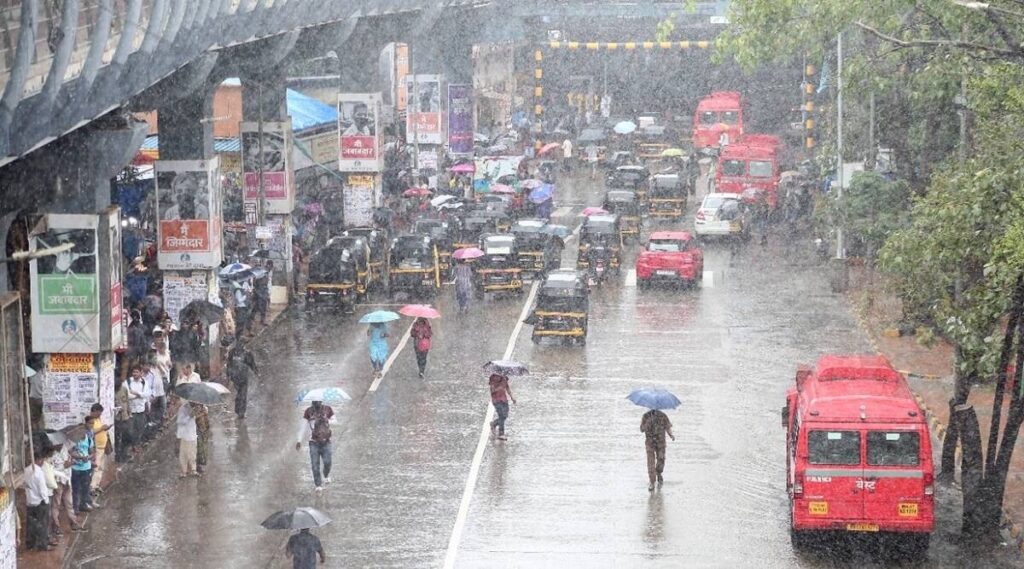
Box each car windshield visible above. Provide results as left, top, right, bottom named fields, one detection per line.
left=867, top=431, right=920, bottom=466
left=700, top=111, right=716, bottom=125
left=648, top=239, right=686, bottom=252
left=749, top=160, right=773, bottom=178
left=721, top=111, right=740, bottom=124
left=808, top=430, right=861, bottom=465
left=703, top=195, right=726, bottom=210
left=722, top=160, right=745, bottom=176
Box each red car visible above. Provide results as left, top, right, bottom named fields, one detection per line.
left=635, top=231, right=703, bottom=289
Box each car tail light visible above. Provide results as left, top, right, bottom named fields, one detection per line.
left=923, top=472, right=934, bottom=496
left=695, top=210, right=706, bottom=221
left=793, top=474, right=804, bottom=497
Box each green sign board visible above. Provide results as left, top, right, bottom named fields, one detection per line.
left=38, top=275, right=98, bottom=315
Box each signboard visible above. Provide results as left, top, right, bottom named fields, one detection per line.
left=98, top=356, right=115, bottom=429
left=338, top=93, right=383, bottom=172
left=379, top=43, right=410, bottom=114
left=406, top=75, right=444, bottom=144
left=474, top=155, right=524, bottom=184
left=100, top=207, right=124, bottom=351
left=156, top=159, right=223, bottom=270
left=311, top=132, right=339, bottom=166
left=343, top=174, right=378, bottom=228
left=43, top=353, right=97, bottom=431
left=0, top=491, right=14, bottom=569
left=29, top=214, right=101, bottom=353
left=448, top=84, right=474, bottom=155
left=241, top=119, right=295, bottom=214
left=163, top=272, right=208, bottom=325
left=243, top=201, right=258, bottom=225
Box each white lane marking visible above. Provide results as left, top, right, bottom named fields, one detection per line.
left=552, top=206, right=573, bottom=218
left=442, top=280, right=540, bottom=569
left=625, top=269, right=637, bottom=287
left=367, top=321, right=415, bottom=392
left=563, top=222, right=583, bottom=244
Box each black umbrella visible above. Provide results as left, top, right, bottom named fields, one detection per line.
left=60, top=424, right=90, bottom=443
left=180, top=300, right=225, bottom=325
left=483, top=360, right=529, bottom=376
left=261, top=507, right=332, bottom=530
left=173, top=383, right=226, bottom=405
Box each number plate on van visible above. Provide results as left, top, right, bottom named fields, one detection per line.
left=808, top=502, right=828, bottom=515
left=898, top=503, right=919, bottom=517
left=846, top=523, right=880, bottom=532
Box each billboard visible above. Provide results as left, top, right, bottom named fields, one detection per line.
left=379, top=43, right=410, bottom=114
left=448, top=84, right=474, bottom=155
left=42, top=353, right=97, bottom=430
left=156, top=158, right=223, bottom=270
left=241, top=119, right=294, bottom=214
left=99, top=207, right=124, bottom=351
left=338, top=93, right=382, bottom=172
left=406, top=75, right=444, bottom=145
left=29, top=214, right=101, bottom=353
left=343, top=174, right=379, bottom=228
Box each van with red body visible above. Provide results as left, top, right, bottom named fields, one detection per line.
left=714, top=134, right=782, bottom=208
left=692, top=92, right=743, bottom=150
left=783, top=355, right=934, bottom=554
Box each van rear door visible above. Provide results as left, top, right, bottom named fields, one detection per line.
left=803, top=429, right=863, bottom=521
left=863, top=429, right=930, bottom=525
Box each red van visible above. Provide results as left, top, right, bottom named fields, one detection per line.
left=715, top=134, right=782, bottom=208
left=692, top=91, right=743, bottom=150
left=783, top=355, right=934, bottom=555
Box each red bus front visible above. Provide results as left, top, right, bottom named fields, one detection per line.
left=692, top=92, right=743, bottom=150
left=713, top=143, right=780, bottom=208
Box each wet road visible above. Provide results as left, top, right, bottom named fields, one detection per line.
left=68, top=173, right=1022, bottom=568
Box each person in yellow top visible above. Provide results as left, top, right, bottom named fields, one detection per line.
left=87, top=404, right=112, bottom=496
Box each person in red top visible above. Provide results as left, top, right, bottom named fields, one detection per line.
left=488, top=373, right=516, bottom=440
left=410, top=318, right=433, bottom=378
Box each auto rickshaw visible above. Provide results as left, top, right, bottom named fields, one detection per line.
left=576, top=214, right=623, bottom=272
left=454, top=203, right=511, bottom=248
left=510, top=219, right=567, bottom=278
left=305, top=236, right=375, bottom=313
left=602, top=190, right=642, bottom=243
left=413, top=217, right=456, bottom=280
left=606, top=164, right=651, bottom=204
left=474, top=234, right=524, bottom=296
left=341, top=226, right=389, bottom=285
left=528, top=269, right=589, bottom=345
left=387, top=234, right=441, bottom=299
left=647, top=174, right=687, bottom=221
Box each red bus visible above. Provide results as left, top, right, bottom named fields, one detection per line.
left=692, top=91, right=743, bottom=150
left=714, top=134, right=782, bottom=208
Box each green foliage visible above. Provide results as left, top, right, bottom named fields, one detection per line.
left=819, top=171, right=911, bottom=260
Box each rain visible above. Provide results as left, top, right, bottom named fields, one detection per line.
left=3, top=1, right=1024, bottom=568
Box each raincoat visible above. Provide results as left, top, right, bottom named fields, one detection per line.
left=368, top=324, right=389, bottom=369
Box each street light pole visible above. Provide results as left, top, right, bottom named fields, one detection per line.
left=835, top=32, right=845, bottom=260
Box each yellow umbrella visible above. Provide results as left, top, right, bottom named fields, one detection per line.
left=661, top=148, right=685, bottom=158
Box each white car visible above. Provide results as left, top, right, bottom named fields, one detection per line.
left=693, top=193, right=747, bottom=239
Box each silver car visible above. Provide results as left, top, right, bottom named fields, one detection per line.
left=694, top=193, right=747, bottom=238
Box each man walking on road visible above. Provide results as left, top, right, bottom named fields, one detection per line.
left=640, top=408, right=675, bottom=491
left=176, top=403, right=198, bottom=478
left=489, top=373, right=516, bottom=441
left=454, top=260, right=473, bottom=313
left=228, top=342, right=258, bottom=419
left=296, top=401, right=334, bottom=492
left=286, top=528, right=326, bottom=568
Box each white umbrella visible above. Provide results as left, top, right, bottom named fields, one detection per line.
left=431, top=195, right=458, bottom=207
left=614, top=121, right=637, bottom=135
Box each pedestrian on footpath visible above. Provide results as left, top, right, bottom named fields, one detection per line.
left=253, top=260, right=273, bottom=326
left=176, top=403, right=199, bottom=478
left=228, top=342, right=258, bottom=419
left=367, top=322, right=389, bottom=379
left=48, top=440, right=84, bottom=534
left=176, top=363, right=202, bottom=386
left=24, top=451, right=52, bottom=551
left=113, top=379, right=132, bottom=463
left=39, top=448, right=59, bottom=547
left=194, top=403, right=211, bottom=473
left=150, top=336, right=172, bottom=427
left=69, top=420, right=97, bottom=513
left=488, top=373, right=516, bottom=441
left=126, top=365, right=149, bottom=454
left=410, top=317, right=432, bottom=378
left=87, top=404, right=112, bottom=497
left=640, top=408, right=675, bottom=491
left=295, top=401, right=334, bottom=492
left=286, top=528, right=326, bottom=568
left=454, top=260, right=473, bottom=313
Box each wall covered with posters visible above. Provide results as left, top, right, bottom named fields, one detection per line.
left=338, top=94, right=383, bottom=173
left=42, top=353, right=97, bottom=431
left=156, top=159, right=223, bottom=270
left=406, top=75, right=444, bottom=145
left=163, top=273, right=209, bottom=324
left=240, top=119, right=295, bottom=214
left=342, top=174, right=379, bottom=228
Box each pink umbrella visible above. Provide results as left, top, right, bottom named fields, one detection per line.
left=538, top=142, right=561, bottom=156
left=403, top=187, right=432, bottom=198
left=582, top=207, right=609, bottom=217
left=449, top=163, right=475, bottom=173
left=399, top=304, right=442, bottom=319
left=521, top=179, right=544, bottom=189
left=452, top=247, right=485, bottom=260
left=491, top=184, right=516, bottom=194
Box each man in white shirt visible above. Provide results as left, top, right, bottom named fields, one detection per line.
left=127, top=366, right=149, bottom=453
left=176, top=403, right=199, bottom=477
left=25, top=452, right=52, bottom=550
left=143, top=357, right=166, bottom=440
left=151, top=329, right=173, bottom=426
left=49, top=441, right=83, bottom=533
left=561, top=138, right=574, bottom=172
left=176, top=363, right=201, bottom=387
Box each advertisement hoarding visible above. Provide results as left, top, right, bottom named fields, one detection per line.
left=448, top=84, right=474, bottom=155
left=343, top=174, right=379, bottom=228
left=378, top=43, right=410, bottom=115
left=42, top=353, right=97, bottom=430
left=156, top=158, right=223, bottom=270
left=406, top=75, right=444, bottom=145
left=338, top=93, right=383, bottom=173
left=241, top=119, right=295, bottom=214
left=99, top=207, right=124, bottom=351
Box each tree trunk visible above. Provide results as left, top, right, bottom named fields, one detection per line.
left=958, top=405, right=995, bottom=539
left=985, top=275, right=1024, bottom=473
left=942, top=345, right=974, bottom=477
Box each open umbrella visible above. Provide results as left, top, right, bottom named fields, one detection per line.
left=219, top=262, right=253, bottom=279
left=484, top=360, right=529, bottom=376
left=359, top=310, right=400, bottom=324
left=438, top=202, right=464, bottom=211
left=627, top=388, right=682, bottom=410
left=740, top=187, right=767, bottom=204
left=399, top=304, right=441, bottom=319
left=452, top=247, right=485, bottom=260
left=661, top=148, right=685, bottom=158
left=521, top=179, right=544, bottom=190
left=403, top=187, right=432, bottom=198
left=528, top=184, right=554, bottom=204
left=541, top=224, right=572, bottom=238
left=180, top=300, right=225, bottom=325
left=491, top=184, right=516, bottom=195
left=449, top=163, right=475, bottom=173
left=261, top=507, right=332, bottom=530
left=582, top=207, right=609, bottom=217
left=174, top=382, right=227, bottom=405
left=538, top=142, right=561, bottom=156
left=295, top=387, right=352, bottom=404
left=431, top=195, right=458, bottom=207
left=614, top=121, right=637, bottom=135
left=205, top=382, right=231, bottom=395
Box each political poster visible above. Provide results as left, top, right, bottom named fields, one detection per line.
left=241, top=120, right=294, bottom=214
left=338, top=94, right=382, bottom=172
left=156, top=159, right=223, bottom=270
left=42, top=353, right=97, bottom=430
left=406, top=75, right=444, bottom=145
left=163, top=272, right=209, bottom=324
left=29, top=214, right=101, bottom=353
left=448, top=84, right=474, bottom=155
left=343, top=174, right=379, bottom=228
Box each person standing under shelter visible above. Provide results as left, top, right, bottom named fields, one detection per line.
left=488, top=373, right=516, bottom=441
left=69, top=422, right=97, bottom=513
left=48, top=439, right=84, bottom=534
left=24, top=450, right=52, bottom=551
left=114, top=379, right=132, bottom=463
left=127, top=366, right=149, bottom=455
left=640, top=408, right=675, bottom=491
left=87, top=404, right=112, bottom=497
left=295, top=401, right=334, bottom=492
left=286, top=528, right=326, bottom=568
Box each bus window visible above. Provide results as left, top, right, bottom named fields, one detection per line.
left=867, top=431, right=920, bottom=466
left=721, top=160, right=745, bottom=177
left=700, top=111, right=717, bottom=125
left=808, top=430, right=861, bottom=465
left=749, top=160, right=773, bottom=178
left=721, top=111, right=740, bottom=124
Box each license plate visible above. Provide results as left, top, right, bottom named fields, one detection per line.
left=846, top=523, right=880, bottom=532
left=656, top=270, right=676, bottom=276
left=808, top=502, right=828, bottom=515
left=898, top=503, right=919, bottom=517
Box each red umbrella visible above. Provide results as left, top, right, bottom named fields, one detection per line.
left=491, top=184, right=516, bottom=194
left=403, top=187, right=432, bottom=198
left=399, top=304, right=441, bottom=319
left=449, top=163, right=475, bottom=173
left=538, top=142, right=561, bottom=156
left=582, top=207, right=609, bottom=217
left=453, top=247, right=485, bottom=260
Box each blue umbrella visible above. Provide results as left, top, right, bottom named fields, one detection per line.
left=627, top=388, right=682, bottom=410
left=296, top=387, right=352, bottom=404
left=528, top=184, right=554, bottom=204
left=359, top=310, right=400, bottom=324
left=484, top=360, right=529, bottom=376
left=541, top=224, right=571, bottom=238
left=219, top=262, right=253, bottom=279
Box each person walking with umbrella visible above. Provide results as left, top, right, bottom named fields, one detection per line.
left=485, top=361, right=525, bottom=441
left=628, top=388, right=679, bottom=491
left=359, top=311, right=398, bottom=378
left=261, top=507, right=331, bottom=568
left=410, top=317, right=432, bottom=378
left=228, top=342, right=258, bottom=419
left=295, top=399, right=336, bottom=492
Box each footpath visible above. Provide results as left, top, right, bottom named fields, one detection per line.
left=847, top=266, right=1024, bottom=554
left=17, top=304, right=289, bottom=569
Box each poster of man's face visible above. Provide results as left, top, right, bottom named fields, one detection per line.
left=242, top=131, right=287, bottom=173
left=341, top=101, right=376, bottom=137
left=34, top=228, right=97, bottom=274
left=158, top=171, right=210, bottom=221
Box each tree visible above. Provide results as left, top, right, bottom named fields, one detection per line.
left=817, top=171, right=910, bottom=263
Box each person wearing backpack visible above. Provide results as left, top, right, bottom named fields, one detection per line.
left=410, top=317, right=432, bottom=378
left=295, top=401, right=335, bottom=492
